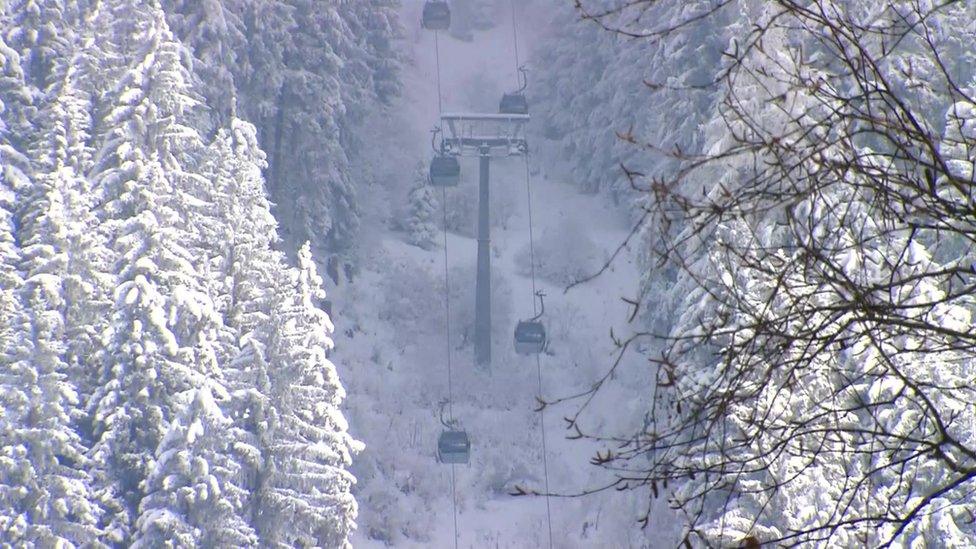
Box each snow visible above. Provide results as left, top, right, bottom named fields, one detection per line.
left=336, top=4, right=675, bottom=546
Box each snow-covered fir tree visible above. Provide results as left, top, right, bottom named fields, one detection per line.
left=543, top=0, right=730, bottom=172
left=28, top=46, right=113, bottom=397
left=3, top=0, right=82, bottom=96
left=0, top=23, right=36, bottom=189
left=337, top=0, right=402, bottom=109
left=197, top=117, right=286, bottom=535
left=198, top=117, right=281, bottom=356
left=85, top=4, right=224, bottom=542
left=252, top=243, right=362, bottom=547
left=163, top=0, right=402, bottom=267
left=0, top=0, right=372, bottom=545
left=611, top=1, right=976, bottom=545
left=133, top=386, right=258, bottom=547
left=2, top=221, right=103, bottom=545
left=405, top=162, right=439, bottom=250
left=161, top=0, right=247, bottom=126
left=0, top=65, right=113, bottom=547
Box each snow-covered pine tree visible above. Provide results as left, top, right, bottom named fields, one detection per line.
left=199, top=118, right=367, bottom=541
left=161, top=0, right=247, bottom=126
left=0, top=31, right=37, bottom=544
left=2, top=211, right=103, bottom=545
left=28, top=49, right=113, bottom=399
left=0, top=27, right=36, bottom=196
left=234, top=0, right=292, bottom=135
left=405, top=161, right=439, bottom=250
left=85, top=3, right=228, bottom=542
left=252, top=243, right=362, bottom=547
left=226, top=0, right=402, bottom=266
left=195, top=117, right=285, bottom=531
left=2, top=0, right=82, bottom=95
left=89, top=160, right=211, bottom=544
left=0, top=151, right=19, bottom=347
left=533, top=0, right=732, bottom=344
left=612, top=1, right=976, bottom=544
left=337, top=0, right=402, bottom=108
left=534, top=0, right=727, bottom=199
left=678, top=175, right=976, bottom=547
left=331, top=0, right=402, bottom=213
left=200, top=117, right=281, bottom=354
left=0, top=60, right=117, bottom=546
left=0, top=248, right=33, bottom=544
left=267, top=0, right=357, bottom=256
left=133, top=386, right=258, bottom=547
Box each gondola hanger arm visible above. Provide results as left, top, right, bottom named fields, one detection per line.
left=531, top=290, right=546, bottom=321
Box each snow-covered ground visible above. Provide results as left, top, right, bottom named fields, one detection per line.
left=329, top=3, right=678, bottom=546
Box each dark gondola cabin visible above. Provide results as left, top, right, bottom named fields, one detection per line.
left=514, top=320, right=546, bottom=355
left=429, top=155, right=460, bottom=187
left=437, top=430, right=470, bottom=464
left=422, top=1, right=451, bottom=31
left=499, top=93, right=529, bottom=115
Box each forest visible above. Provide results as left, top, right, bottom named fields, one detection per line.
left=1, top=0, right=975, bottom=547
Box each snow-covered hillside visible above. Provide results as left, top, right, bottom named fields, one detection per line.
left=333, top=3, right=674, bottom=546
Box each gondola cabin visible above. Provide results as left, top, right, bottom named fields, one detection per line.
left=514, top=320, right=546, bottom=355
left=422, top=1, right=451, bottom=31
left=499, top=93, right=529, bottom=115
left=437, top=430, right=470, bottom=464
left=429, top=155, right=460, bottom=187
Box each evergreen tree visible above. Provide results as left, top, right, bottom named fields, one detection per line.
left=29, top=52, right=112, bottom=396
left=603, top=2, right=976, bottom=544
left=0, top=2, right=370, bottom=545
left=235, top=0, right=292, bottom=128
left=161, top=0, right=247, bottom=126
left=133, top=386, right=258, bottom=547
left=1, top=230, right=103, bottom=545
left=405, top=162, right=439, bottom=250
left=196, top=118, right=284, bottom=533
left=533, top=0, right=726, bottom=199
left=271, top=0, right=357, bottom=255
left=200, top=117, right=281, bottom=351
left=0, top=72, right=111, bottom=547
left=252, top=243, right=362, bottom=547
left=3, top=0, right=82, bottom=95
left=0, top=28, right=36, bottom=194
left=337, top=0, right=402, bottom=107
left=86, top=4, right=223, bottom=542
left=230, top=0, right=401, bottom=264
left=89, top=161, right=209, bottom=543
left=0, top=31, right=33, bottom=545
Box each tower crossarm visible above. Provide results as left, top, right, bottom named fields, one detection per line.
left=440, top=112, right=530, bottom=157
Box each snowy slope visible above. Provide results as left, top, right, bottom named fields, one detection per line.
left=330, top=2, right=679, bottom=546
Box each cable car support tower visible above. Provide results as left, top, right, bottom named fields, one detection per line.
left=439, top=113, right=529, bottom=367
left=424, top=2, right=551, bottom=547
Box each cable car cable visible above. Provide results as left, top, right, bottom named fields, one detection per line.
left=510, top=0, right=521, bottom=89
left=523, top=152, right=554, bottom=549
left=431, top=13, right=460, bottom=547
left=524, top=158, right=538, bottom=312
left=441, top=186, right=460, bottom=549
left=434, top=29, right=444, bottom=115
left=507, top=1, right=553, bottom=544
left=441, top=189, right=455, bottom=426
